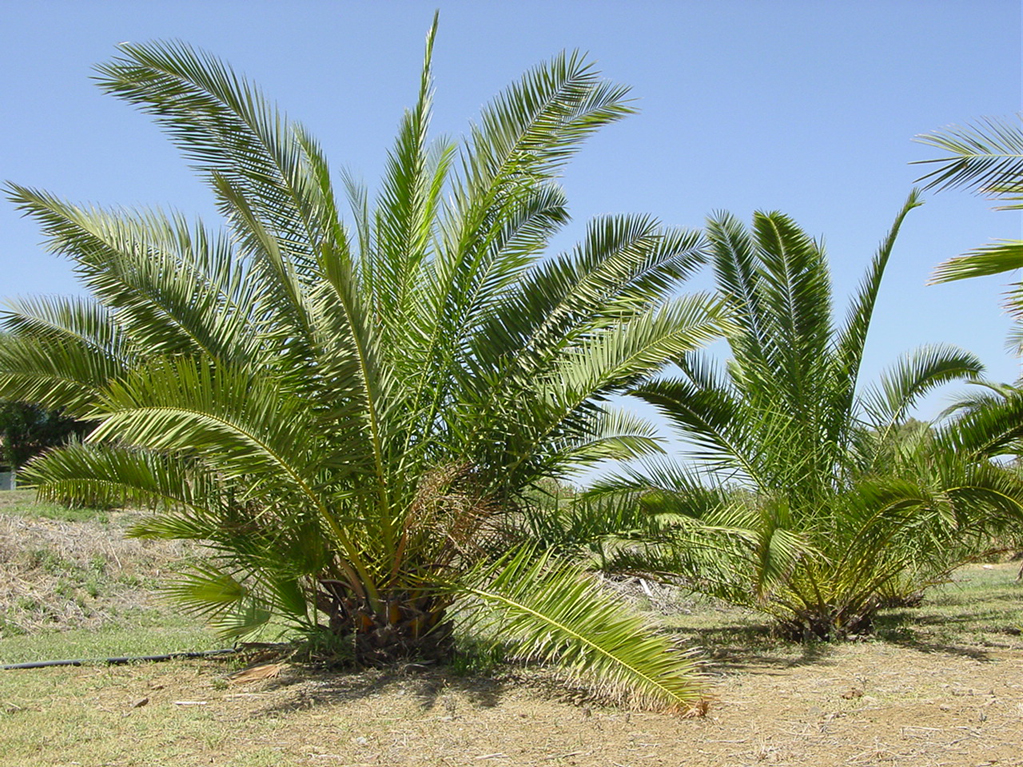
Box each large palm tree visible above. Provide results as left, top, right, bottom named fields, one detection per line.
left=594, top=197, right=1023, bottom=639
left=0, top=23, right=728, bottom=710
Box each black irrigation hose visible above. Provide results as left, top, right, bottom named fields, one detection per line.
left=1, top=648, right=236, bottom=670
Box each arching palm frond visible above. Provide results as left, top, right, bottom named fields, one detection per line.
left=860, top=344, right=983, bottom=442
left=918, top=115, right=1023, bottom=345
left=462, top=547, right=706, bottom=712
left=914, top=115, right=1023, bottom=207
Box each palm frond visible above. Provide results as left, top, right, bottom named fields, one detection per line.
left=930, top=240, right=1023, bottom=330
left=914, top=115, right=1023, bottom=206
left=937, top=387, right=1023, bottom=459
left=930, top=240, right=1023, bottom=283
left=2, top=295, right=137, bottom=362
left=6, top=185, right=260, bottom=362
left=861, top=344, right=983, bottom=438
left=549, top=405, right=665, bottom=469
left=95, top=39, right=340, bottom=274
left=462, top=547, right=706, bottom=712
left=835, top=190, right=923, bottom=388
left=0, top=332, right=119, bottom=414
left=22, top=440, right=216, bottom=515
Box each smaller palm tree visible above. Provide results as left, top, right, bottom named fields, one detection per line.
left=592, top=197, right=1023, bottom=639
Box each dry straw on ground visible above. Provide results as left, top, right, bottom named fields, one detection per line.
left=0, top=511, right=194, bottom=635
left=1, top=500, right=1021, bottom=766
left=2, top=639, right=1022, bottom=767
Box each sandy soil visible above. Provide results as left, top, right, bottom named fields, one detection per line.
left=4, top=637, right=1019, bottom=767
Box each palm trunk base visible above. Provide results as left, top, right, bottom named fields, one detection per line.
left=775, top=608, right=876, bottom=642
left=317, top=588, right=455, bottom=666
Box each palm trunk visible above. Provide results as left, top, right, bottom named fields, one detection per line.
left=316, top=582, right=454, bottom=665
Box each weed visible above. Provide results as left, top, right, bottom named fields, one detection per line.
left=15, top=596, right=40, bottom=612
left=0, top=613, right=27, bottom=637
left=448, top=638, right=507, bottom=676
left=296, top=626, right=355, bottom=667
left=83, top=575, right=103, bottom=599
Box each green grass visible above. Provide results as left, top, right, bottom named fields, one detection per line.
left=0, top=488, right=109, bottom=522
left=662, top=594, right=817, bottom=668
left=0, top=619, right=224, bottom=665
left=875, top=563, right=1023, bottom=650
left=658, top=564, right=1023, bottom=668
left=1, top=491, right=222, bottom=663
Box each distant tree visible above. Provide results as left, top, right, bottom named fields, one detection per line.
left=0, top=402, right=89, bottom=469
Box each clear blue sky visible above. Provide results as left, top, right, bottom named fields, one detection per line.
left=1, top=0, right=1021, bottom=421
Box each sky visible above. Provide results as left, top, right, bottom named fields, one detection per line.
left=1, top=0, right=1021, bottom=424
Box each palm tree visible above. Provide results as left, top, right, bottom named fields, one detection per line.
left=0, top=23, right=729, bottom=710
left=593, top=197, right=1023, bottom=639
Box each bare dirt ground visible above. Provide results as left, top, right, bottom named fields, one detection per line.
left=4, top=638, right=1021, bottom=767
left=2, top=499, right=1022, bottom=766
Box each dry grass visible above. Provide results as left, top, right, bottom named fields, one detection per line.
left=3, top=635, right=1022, bottom=766
left=0, top=494, right=197, bottom=637
left=1, top=493, right=1022, bottom=766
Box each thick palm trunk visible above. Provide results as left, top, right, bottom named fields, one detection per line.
left=775, top=605, right=876, bottom=642
left=316, top=583, right=454, bottom=665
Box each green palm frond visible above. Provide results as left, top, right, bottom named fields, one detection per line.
left=22, top=440, right=216, bottom=515
left=462, top=547, right=706, bottom=713
left=916, top=115, right=1023, bottom=355
left=938, top=379, right=1017, bottom=419
left=456, top=49, right=632, bottom=195
left=937, top=386, right=1023, bottom=459
left=372, top=18, right=452, bottom=333
left=835, top=190, right=922, bottom=387
left=161, top=562, right=294, bottom=639
left=930, top=241, right=1023, bottom=329
left=2, top=295, right=136, bottom=361
left=930, top=241, right=1023, bottom=283
left=705, top=210, right=772, bottom=366
left=95, top=39, right=340, bottom=273
left=914, top=115, right=1023, bottom=207
left=861, top=344, right=983, bottom=438
left=0, top=331, right=120, bottom=414
left=752, top=211, right=834, bottom=370
left=6, top=185, right=261, bottom=362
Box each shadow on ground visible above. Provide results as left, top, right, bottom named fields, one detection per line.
left=668, top=622, right=837, bottom=675
left=241, top=664, right=512, bottom=718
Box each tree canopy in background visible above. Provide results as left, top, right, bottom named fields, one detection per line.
left=0, top=402, right=89, bottom=469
